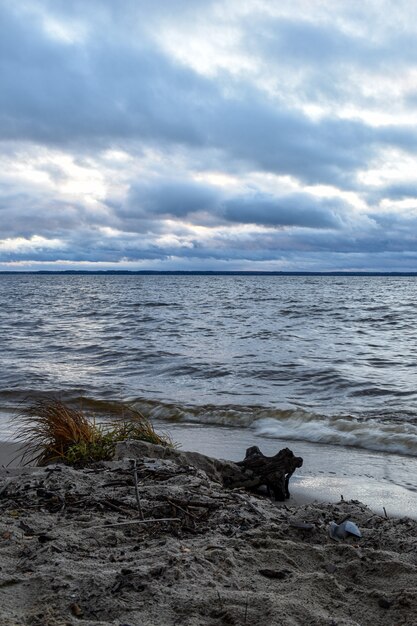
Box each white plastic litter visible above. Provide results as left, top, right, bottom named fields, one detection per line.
left=329, top=520, right=362, bottom=541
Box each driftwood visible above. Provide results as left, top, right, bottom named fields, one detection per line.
left=115, top=441, right=303, bottom=502
left=233, top=446, right=303, bottom=501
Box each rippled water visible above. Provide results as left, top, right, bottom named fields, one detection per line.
left=1, top=274, right=417, bottom=455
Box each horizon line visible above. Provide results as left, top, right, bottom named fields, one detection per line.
left=1, top=270, right=417, bottom=277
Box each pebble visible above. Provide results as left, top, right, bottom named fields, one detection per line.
left=378, top=598, right=392, bottom=609
left=70, top=602, right=83, bottom=616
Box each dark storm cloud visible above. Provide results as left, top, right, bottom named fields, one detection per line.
left=369, top=183, right=417, bottom=203
left=243, top=13, right=417, bottom=108
left=222, top=193, right=345, bottom=229
left=3, top=203, right=417, bottom=268
left=2, top=1, right=417, bottom=188
left=118, top=177, right=349, bottom=229
left=370, top=211, right=417, bottom=238
left=208, top=101, right=378, bottom=187
left=247, top=15, right=417, bottom=70
left=265, top=213, right=417, bottom=256
left=1, top=1, right=417, bottom=270
left=126, top=179, right=221, bottom=219
left=245, top=17, right=372, bottom=73
left=0, top=4, right=212, bottom=147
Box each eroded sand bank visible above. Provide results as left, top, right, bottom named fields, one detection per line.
left=0, top=442, right=416, bottom=626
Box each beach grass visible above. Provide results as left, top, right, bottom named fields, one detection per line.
left=14, top=399, right=172, bottom=466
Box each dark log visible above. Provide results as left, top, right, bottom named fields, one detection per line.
left=230, top=446, right=303, bottom=501
left=115, top=441, right=303, bottom=501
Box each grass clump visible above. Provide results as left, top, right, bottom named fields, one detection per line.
left=15, top=399, right=172, bottom=466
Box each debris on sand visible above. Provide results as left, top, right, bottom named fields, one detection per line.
left=0, top=444, right=416, bottom=625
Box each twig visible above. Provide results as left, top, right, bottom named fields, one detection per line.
left=100, top=499, right=133, bottom=515
left=132, top=460, right=144, bottom=520
left=233, top=492, right=266, bottom=518
left=167, top=499, right=198, bottom=521
left=103, top=479, right=131, bottom=487
left=383, top=506, right=388, bottom=519
left=167, top=497, right=219, bottom=509
left=80, top=496, right=138, bottom=515
left=86, top=517, right=180, bottom=530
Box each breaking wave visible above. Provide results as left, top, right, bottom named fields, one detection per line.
left=252, top=415, right=417, bottom=457
left=99, top=396, right=417, bottom=457
left=1, top=391, right=417, bottom=457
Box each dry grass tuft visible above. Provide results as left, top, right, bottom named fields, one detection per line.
left=15, top=400, right=172, bottom=466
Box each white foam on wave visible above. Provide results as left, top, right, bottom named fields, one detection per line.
left=131, top=397, right=417, bottom=456
left=253, top=415, right=417, bottom=456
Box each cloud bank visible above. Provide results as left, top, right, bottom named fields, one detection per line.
left=1, top=0, right=417, bottom=271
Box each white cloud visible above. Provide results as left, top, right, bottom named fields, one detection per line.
left=1, top=0, right=417, bottom=270
left=0, top=235, right=64, bottom=253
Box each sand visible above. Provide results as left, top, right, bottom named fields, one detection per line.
left=0, top=441, right=417, bottom=626
left=0, top=441, right=24, bottom=469
left=158, top=421, right=417, bottom=519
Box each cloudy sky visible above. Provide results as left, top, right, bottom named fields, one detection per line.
left=1, top=0, right=417, bottom=271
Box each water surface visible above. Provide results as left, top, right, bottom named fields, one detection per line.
left=1, top=274, right=417, bottom=456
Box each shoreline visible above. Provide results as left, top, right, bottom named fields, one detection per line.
left=0, top=441, right=24, bottom=468
left=0, top=440, right=416, bottom=625
left=154, top=421, right=417, bottom=520
left=3, top=424, right=417, bottom=520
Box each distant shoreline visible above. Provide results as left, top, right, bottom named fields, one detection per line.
left=1, top=270, right=417, bottom=276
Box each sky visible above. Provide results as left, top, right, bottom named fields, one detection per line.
left=1, top=0, right=417, bottom=272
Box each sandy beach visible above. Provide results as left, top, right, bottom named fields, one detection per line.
left=3, top=0, right=417, bottom=621
left=155, top=422, right=417, bottom=520
left=1, top=439, right=417, bottom=626
left=0, top=441, right=24, bottom=469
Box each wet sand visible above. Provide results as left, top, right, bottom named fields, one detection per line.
left=154, top=421, right=417, bottom=519
left=3, top=425, right=417, bottom=519
left=0, top=441, right=23, bottom=468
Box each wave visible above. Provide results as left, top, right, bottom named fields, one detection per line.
left=1, top=391, right=417, bottom=457
left=252, top=415, right=417, bottom=457
left=128, top=398, right=417, bottom=457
